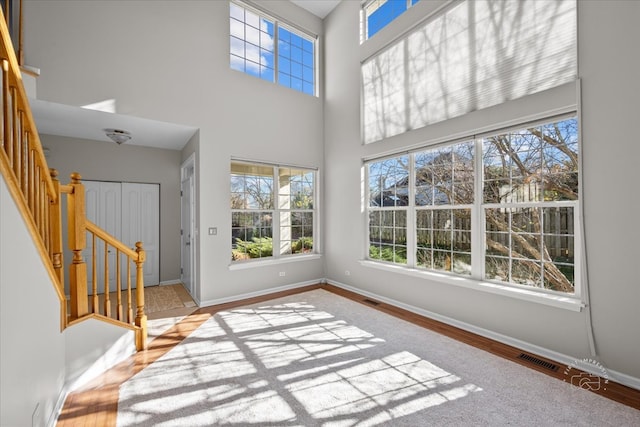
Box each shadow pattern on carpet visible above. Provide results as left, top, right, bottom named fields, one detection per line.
left=116, top=289, right=640, bottom=426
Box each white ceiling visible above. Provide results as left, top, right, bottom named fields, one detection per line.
left=30, top=99, right=198, bottom=151
left=290, top=0, right=341, bottom=18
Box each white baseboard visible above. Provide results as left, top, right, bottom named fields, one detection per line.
left=326, top=279, right=640, bottom=391
left=159, top=279, right=183, bottom=286
left=48, top=388, right=69, bottom=427
left=199, top=279, right=324, bottom=307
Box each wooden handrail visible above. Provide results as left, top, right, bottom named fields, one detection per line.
left=1, top=7, right=66, bottom=330
left=66, top=172, right=148, bottom=350
left=85, top=221, right=139, bottom=259
left=82, top=228, right=148, bottom=346
left=0, top=8, right=147, bottom=350
left=0, top=10, right=55, bottom=202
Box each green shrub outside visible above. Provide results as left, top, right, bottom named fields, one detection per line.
left=233, top=236, right=313, bottom=259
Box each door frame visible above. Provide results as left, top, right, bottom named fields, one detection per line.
left=180, top=153, right=197, bottom=299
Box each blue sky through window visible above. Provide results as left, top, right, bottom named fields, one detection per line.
left=366, top=0, right=420, bottom=39
left=278, top=27, right=315, bottom=95
left=230, top=2, right=315, bottom=96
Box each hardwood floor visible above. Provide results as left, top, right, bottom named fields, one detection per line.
left=56, top=283, right=640, bottom=426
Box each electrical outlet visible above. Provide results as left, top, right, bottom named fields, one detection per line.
left=345, top=270, right=351, bottom=276
left=279, top=271, right=286, bottom=276
left=208, top=227, right=217, bottom=235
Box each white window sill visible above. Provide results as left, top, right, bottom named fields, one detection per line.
left=359, top=260, right=585, bottom=312
left=229, top=253, right=322, bottom=271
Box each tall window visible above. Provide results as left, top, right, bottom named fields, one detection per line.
left=366, top=116, right=579, bottom=295
left=362, top=0, right=577, bottom=143
left=230, top=1, right=316, bottom=96
left=362, top=0, right=421, bottom=40
left=231, top=161, right=316, bottom=262
left=368, top=156, right=409, bottom=264
left=415, top=143, right=474, bottom=275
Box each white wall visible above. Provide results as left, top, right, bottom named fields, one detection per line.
left=24, top=0, right=326, bottom=304
left=323, top=0, right=640, bottom=384
left=577, top=0, right=640, bottom=379
left=41, top=134, right=183, bottom=284
left=64, top=318, right=135, bottom=393
left=1, top=174, right=66, bottom=427
left=20, top=0, right=638, bottom=394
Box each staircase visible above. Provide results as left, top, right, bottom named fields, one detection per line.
left=0, top=8, right=147, bottom=350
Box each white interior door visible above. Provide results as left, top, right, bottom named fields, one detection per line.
left=122, top=183, right=160, bottom=288
left=84, top=181, right=159, bottom=293
left=181, top=162, right=195, bottom=296
left=85, top=181, right=121, bottom=294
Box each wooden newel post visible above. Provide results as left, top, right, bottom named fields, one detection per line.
left=68, top=172, right=88, bottom=319
left=49, top=169, right=64, bottom=288
left=134, top=241, right=147, bottom=350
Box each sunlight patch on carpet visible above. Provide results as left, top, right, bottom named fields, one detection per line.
left=117, top=291, right=482, bottom=426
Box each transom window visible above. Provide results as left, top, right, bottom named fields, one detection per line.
left=231, top=161, right=316, bottom=262
left=230, top=1, right=316, bottom=96
left=362, top=0, right=421, bottom=41
left=366, top=116, right=579, bottom=295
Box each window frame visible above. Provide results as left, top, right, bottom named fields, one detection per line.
left=231, top=160, right=318, bottom=265
left=364, top=113, right=581, bottom=301
left=361, top=0, right=421, bottom=42
left=230, top=0, right=318, bottom=96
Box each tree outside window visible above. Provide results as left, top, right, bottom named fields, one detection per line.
left=366, top=116, right=578, bottom=294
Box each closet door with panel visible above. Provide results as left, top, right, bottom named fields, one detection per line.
left=84, top=180, right=159, bottom=293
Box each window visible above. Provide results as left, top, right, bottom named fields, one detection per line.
left=368, top=156, right=409, bottom=264
left=415, top=143, right=474, bottom=275
left=362, top=0, right=577, bottom=143
left=366, top=116, right=579, bottom=295
left=230, top=1, right=316, bottom=96
left=231, top=161, right=316, bottom=262
left=362, top=0, right=420, bottom=40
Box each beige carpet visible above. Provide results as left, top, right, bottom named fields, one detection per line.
left=116, top=289, right=640, bottom=426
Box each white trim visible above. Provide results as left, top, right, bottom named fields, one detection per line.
left=231, top=161, right=319, bottom=263
left=326, top=279, right=639, bottom=391
left=48, top=389, right=69, bottom=427
left=159, top=279, right=183, bottom=286
left=229, top=253, right=322, bottom=270
left=358, top=260, right=584, bottom=311
left=600, top=369, right=640, bottom=392
left=231, top=0, right=319, bottom=97
left=180, top=153, right=197, bottom=300
left=239, top=0, right=319, bottom=39
left=363, top=114, right=581, bottom=304
left=199, top=278, right=324, bottom=307
left=231, top=156, right=319, bottom=172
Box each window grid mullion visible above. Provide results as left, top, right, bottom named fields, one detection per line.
left=407, top=153, right=416, bottom=267
left=508, top=209, right=513, bottom=284
left=539, top=206, right=545, bottom=288
left=366, top=116, right=577, bottom=295
left=231, top=1, right=316, bottom=95
left=472, top=138, right=483, bottom=280
left=274, top=23, right=279, bottom=84
left=273, top=166, right=280, bottom=258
